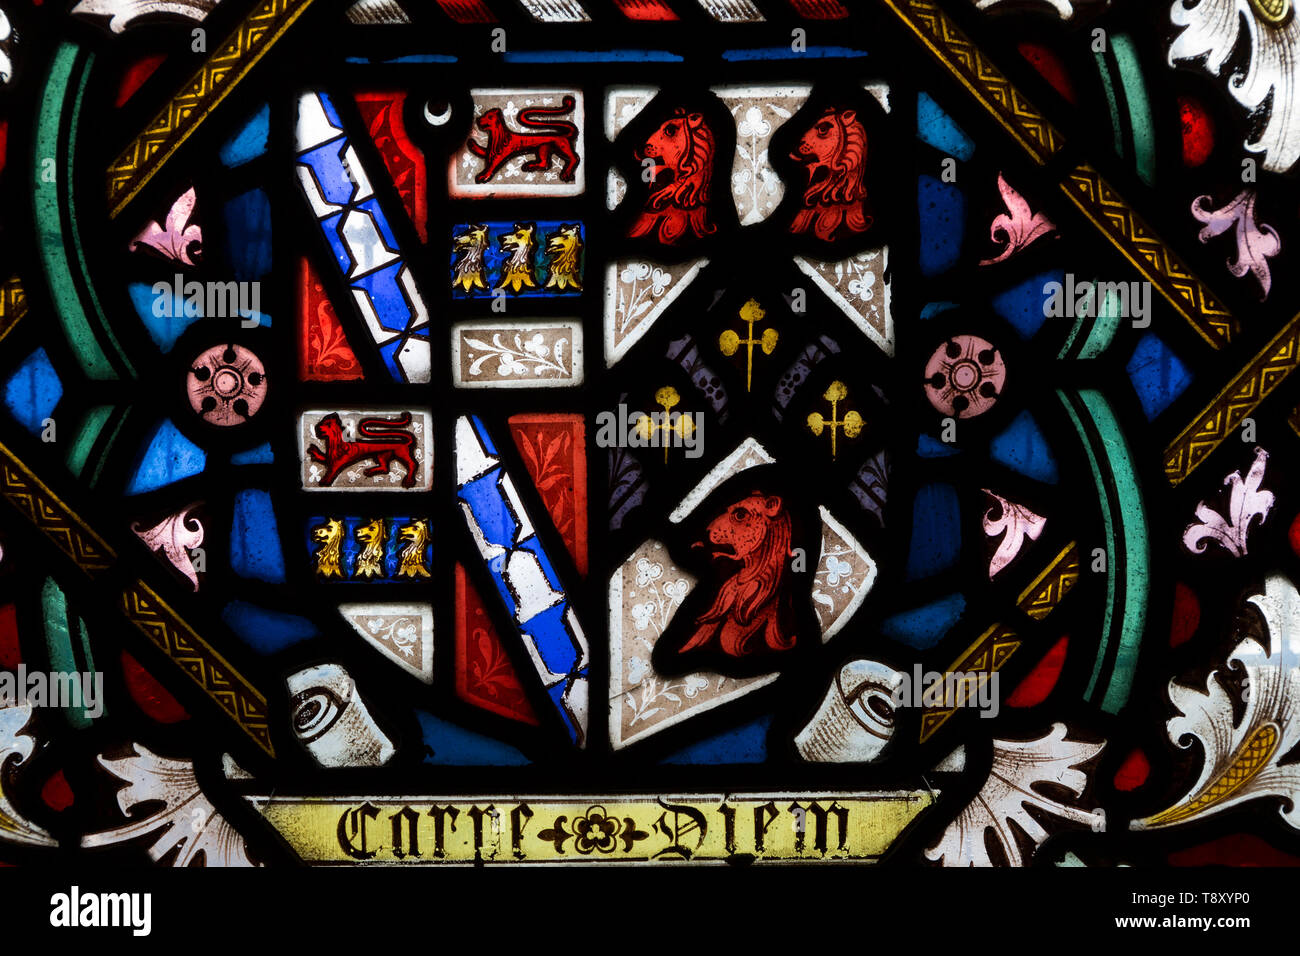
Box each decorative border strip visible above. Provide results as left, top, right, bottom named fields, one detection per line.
left=878, top=0, right=1063, bottom=164
left=918, top=623, right=1019, bottom=744
left=919, top=540, right=1079, bottom=742
left=1017, top=542, right=1079, bottom=620
left=0, top=440, right=273, bottom=754
left=120, top=580, right=274, bottom=755
left=879, top=0, right=1236, bottom=351
left=0, top=441, right=115, bottom=573
left=0, top=276, right=27, bottom=347
left=107, top=0, right=318, bottom=218
left=1060, top=164, right=1235, bottom=349
left=1164, top=311, right=1300, bottom=485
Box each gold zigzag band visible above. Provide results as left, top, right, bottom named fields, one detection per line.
left=121, top=580, right=274, bottom=756
left=1164, top=311, right=1300, bottom=485
left=918, top=623, right=1018, bottom=744
left=1060, top=164, right=1236, bottom=349
left=1017, top=541, right=1080, bottom=620
left=0, top=440, right=272, bottom=754
left=107, top=0, right=316, bottom=219
left=0, top=276, right=28, bottom=347
left=0, top=441, right=114, bottom=573
left=879, top=0, right=1063, bottom=164
left=879, top=0, right=1237, bottom=351
left=919, top=541, right=1079, bottom=743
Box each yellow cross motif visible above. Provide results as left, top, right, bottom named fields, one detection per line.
left=807, top=381, right=864, bottom=458
left=720, top=298, right=779, bottom=392
left=635, top=386, right=696, bottom=464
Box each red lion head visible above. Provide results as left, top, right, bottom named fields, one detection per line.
left=313, top=412, right=346, bottom=447
left=476, top=108, right=508, bottom=136
left=628, top=109, right=718, bottom=245
left=790, top=106, right=872, bottom=242
left=678, top=493, right=797, bottom=658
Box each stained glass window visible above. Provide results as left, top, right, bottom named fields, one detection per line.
left=0, top=0, right=1296, bottom=921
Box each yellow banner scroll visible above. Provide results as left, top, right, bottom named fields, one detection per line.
left=249, top=791, right=935, bottom=864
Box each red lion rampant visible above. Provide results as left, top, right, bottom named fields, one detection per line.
left=629, top=109, right=718, bottom=245
left=307, top=412, right=419, bottom=488
left=679, top=493, right=798, bottom=658
left=467, top=96, right=581, bottom=184
left=789, top=106, right=872, bottom=242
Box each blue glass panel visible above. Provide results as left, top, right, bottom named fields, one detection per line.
left=455, top=415, right=585, bottom=745
left=222, top=601, right=318, bottom=653
left=661, top=716, right=772, bottom=764
left=989, top=411, right=1059, bottom=483
left=219, top=103, right=270, bottom=168
left=1126, top=333, right=1193, bottom=420
left=355, top=262, right=417, bottom=333
left=719, top=46, right=865, bottom=61
left=917, top=92, right=975, bottom=160
left=231, top=489, right=286, bottom=583
left=905, top=482, right=961, bottom=580
left=222, top=188, right=272, bottom=281
left=128, top=282, right=201, bottom=352
left=417, top=712, right=531, bottom=765
left=918, top=433, right=959, bottom=458
left=920, top=301, right=959, bottom=320
left=918, top=175, right=965, bottom=276
left=231, top=442, right=274, bottom=465
left=3, top=349, right=62, bottom=435
left=880, top=593, right=967, bottom=649
left=125, top=419, right=206, bottom=495
left=992, top=270, right=1062, bottom=340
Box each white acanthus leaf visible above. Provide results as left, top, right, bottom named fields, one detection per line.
left=1135, top=573, right=1300, bottom=830
left=926, top=723, right=1105, bottom=866
left=82, top=743, right=260, bottom=866
left=71, top=0, right=218, bottom=33
left=0, top=703, right=57, bottom=847
left=1168, top=0, right=1300, bottom=173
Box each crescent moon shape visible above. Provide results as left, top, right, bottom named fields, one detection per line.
left=423, top=100, right=452, bottom=127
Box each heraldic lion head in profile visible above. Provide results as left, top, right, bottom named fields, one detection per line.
left=789, top=105, right=872, bottom=242
left=629, top=108, right=719, bottom=245
left=677, top=492, right=800, bottom=659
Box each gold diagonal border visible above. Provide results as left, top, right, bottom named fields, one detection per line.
left=919, top=541, right=1078, bottom=743
left=0, top=439, right=115, bottom=572
left=107, top=0, right=317, bottom=219
left=918, top=623, right=1018, bottom=744
left=878, top=0, right=1237, bottom=350
left=878, top=0, right=1063, bottom=164
left=1164, top=310, right=1300, bottom=485
left=1016, top=541, right=1079, bottom=620
left=1060, top=165, right=1235, bottom=349
left=121, top=580, right=274, bottom=756
left=0, top=275, right=28, bottom=347
left=0, top=439, right=273, bottom=754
